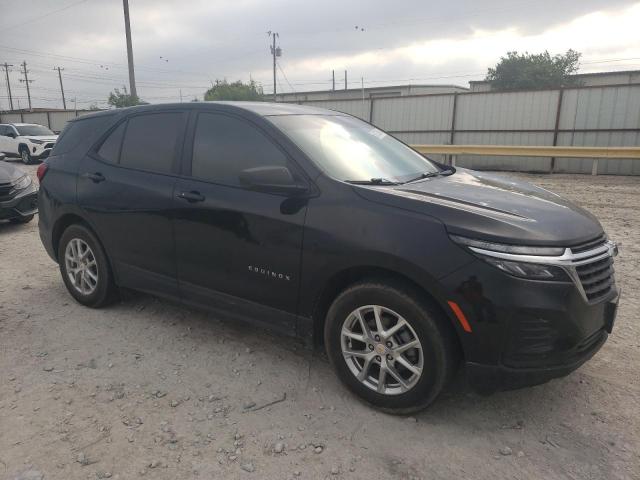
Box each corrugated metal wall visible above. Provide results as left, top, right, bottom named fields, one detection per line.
left=0, top=110, right=98, bottom=133
left=3, top=86, right=640, bottom=175
left=285, top=84, right=640, bottom=175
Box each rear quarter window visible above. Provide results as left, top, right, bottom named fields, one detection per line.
left=52, top=114, right=116, bottom=156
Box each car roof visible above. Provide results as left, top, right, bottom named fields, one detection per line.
left=73, top=101, right=347, bottom=121
left=2, top=123, right=43, bottom=127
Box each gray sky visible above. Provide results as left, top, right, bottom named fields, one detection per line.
left=1, top=0, right=639, bottom=109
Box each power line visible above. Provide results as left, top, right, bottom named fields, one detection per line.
left=0, top=0, right=92, bottom=32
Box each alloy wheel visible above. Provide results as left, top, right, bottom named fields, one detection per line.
left=340, top=305, right=423, bottom=395
left=64, top=238, right=99, bottom=295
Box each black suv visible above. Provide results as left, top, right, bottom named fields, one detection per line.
left=37, top=102, right=619, bottom=413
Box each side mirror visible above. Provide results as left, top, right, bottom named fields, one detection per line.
left=239, top=166, right=308, bottom=196
left=6, top=132, right=16, bottom=138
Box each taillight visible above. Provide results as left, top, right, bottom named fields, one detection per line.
left=36, top=162, right=49, bottom=183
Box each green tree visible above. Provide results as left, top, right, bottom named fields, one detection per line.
left=204, top=80, right=264, bottom=101
left=486, top=50, right=581, bottom=90
left=107, top=87, right=146, bottom=108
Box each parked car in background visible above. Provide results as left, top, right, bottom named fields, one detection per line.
left=0, top=160, right=38, bottom=223
left=0, top=123, right=58, bottom=164
left=37, top=102, right=619, bottom=413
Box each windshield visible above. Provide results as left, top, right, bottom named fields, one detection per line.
left=16, top=125, right=54, bottom=136
left=268, top=115, right=440, bottom=183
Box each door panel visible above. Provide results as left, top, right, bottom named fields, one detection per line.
left=174, top=180, right=306, bottom=318
left=78, top=156, right=178, bottom=296
left=173, top=111, right=307, bottom=332
left=77, top=111, right=187, bottom=297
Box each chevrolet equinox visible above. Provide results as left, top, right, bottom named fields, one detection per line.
left=37, top=102, right=619, bottom=413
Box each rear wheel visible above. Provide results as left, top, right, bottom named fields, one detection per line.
left=324, top=280, right=457, bottom=414
left=58, top=224, right=116, bottom=307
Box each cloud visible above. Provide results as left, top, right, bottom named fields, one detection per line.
left=0, top=0, right=638, bottom=109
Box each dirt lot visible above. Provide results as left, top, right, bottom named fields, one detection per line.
left=1, top=165, right=639, bottom=480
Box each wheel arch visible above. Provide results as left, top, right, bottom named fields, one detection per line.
left=51, top=214, right=117, bottom=285
left=310, top=265, right=464, bottom=361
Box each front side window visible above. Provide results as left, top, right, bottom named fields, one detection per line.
left=15, top=125, right=54, bottom=136
left=120, top=112, right=184, bottom=173
left=191, top=113, right=288, bottom=186
left=268, top=115, right=440, bottom=183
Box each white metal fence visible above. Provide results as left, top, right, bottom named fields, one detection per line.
left=3, top=83, right=640, bottom=175
left=286, top=83, right=640, bottom=175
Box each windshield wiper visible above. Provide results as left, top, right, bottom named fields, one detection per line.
left=403, top=169, right=454, bottom=184
left=346, top=178, right=400, bottom=186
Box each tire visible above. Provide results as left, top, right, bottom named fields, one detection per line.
left=324, top=279, right=457, bottom=414
left=9, top=214, right=34, bottom=224
left=20, top=147, right=33, bottom=165
left=58, top=224, right=117, bottom=308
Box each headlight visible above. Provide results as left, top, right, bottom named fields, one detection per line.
left=29, top=139, right=45, bottom=145
left=14, top=174, right=32, bottom=190
left=451, top=234, right=570, bottom=281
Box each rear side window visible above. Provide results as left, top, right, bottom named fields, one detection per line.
left=120, top=112, right=184, bottom=173
left=97, top=122, right=126, bottom=163
left=191, top=113, right=288, bottom=186
left=52, top=115, right=115, bottom=156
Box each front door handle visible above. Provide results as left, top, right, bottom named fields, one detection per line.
left=83, top=172, right=105, bottom=183
left=177, top=191, right=205, bottom=203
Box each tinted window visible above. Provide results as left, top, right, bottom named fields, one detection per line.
left=120, top=113, right=183, bottom=173
left=191, top=113, right=288, bottom=186
left=97, top=122, right=126, bottom=163
left=52, top=115, right=116, bottom=156
left=0, top=126, right=7, bottom=136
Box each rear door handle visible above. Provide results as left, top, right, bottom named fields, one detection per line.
left=83, top=172, right=105, bottom=183
left=177, top=191, right=205, bottom=203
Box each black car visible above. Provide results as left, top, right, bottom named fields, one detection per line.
left=37, top=102, right=619, bottom=413
left=0, top=160, right=38, bottom=224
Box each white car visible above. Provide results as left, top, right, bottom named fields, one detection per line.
left=0, top=123, right=59, bottom=164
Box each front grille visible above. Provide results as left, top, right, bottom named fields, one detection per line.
left=569, top=236, right=616, bottom=303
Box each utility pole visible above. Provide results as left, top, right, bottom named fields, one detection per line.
left=268, top=31, right=280, bottom=101
left=19, top=61, right=33, bottom=111
left=332, top=70, right=335, bottom=91
left=344, top=70, right=347, bottom=90
left=2, top=63, right=13, bottom=110
left=179, top=89, right=183, bottom=103
left=122, top=0, right=138, bottom=101
left=54, top=66, right=67, bottom=110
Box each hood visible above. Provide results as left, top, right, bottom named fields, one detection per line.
left=354, top=168, right=603, bottom=246
left=23, top=135, right=58, bottom=142
left=0, top=160, right=27, bottom=183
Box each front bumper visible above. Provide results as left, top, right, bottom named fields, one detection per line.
left=30, top=145, right=53, bottom=160
left=440, top=258, right=619, bottom=394
left=0, top=184, right=38, bottom=220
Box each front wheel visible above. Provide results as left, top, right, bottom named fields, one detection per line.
left=58, top=224, right=117, bottom=307
left=20, top=147, right=33, bottom=165
left=324, top=280, right=457, bottom=414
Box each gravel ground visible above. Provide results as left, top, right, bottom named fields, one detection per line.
left=1, top=165, right=639, bottom=480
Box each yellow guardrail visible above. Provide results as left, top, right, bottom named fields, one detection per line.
left=410, top=145, right=640, bottom=175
